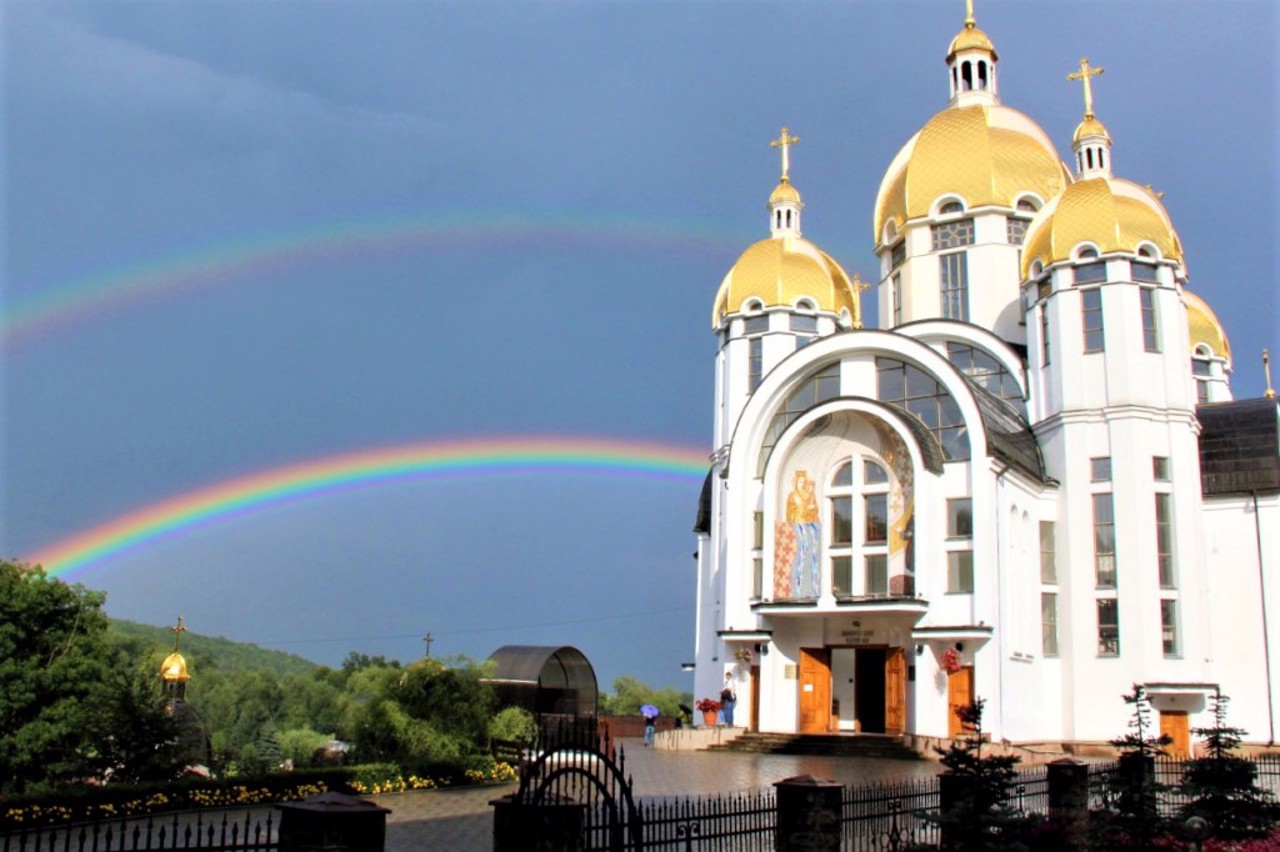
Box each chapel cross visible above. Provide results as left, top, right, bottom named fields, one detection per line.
left=850, top=273, right=871, bottom=330
left=423, top=632, right=434, bottom=658
left=170, top=615, right=187, bottom=652
left=770, top=127, right=800, bottom=181
left=1068, top=57, right=1105, bottom=118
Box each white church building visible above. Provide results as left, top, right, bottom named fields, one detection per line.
left=691, top=6, right=1280, bottom=755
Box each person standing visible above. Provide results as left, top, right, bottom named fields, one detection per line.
left=720, top=672, right=737, bottom=727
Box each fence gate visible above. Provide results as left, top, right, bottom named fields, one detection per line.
left=501, top=719, right=643, bottom=852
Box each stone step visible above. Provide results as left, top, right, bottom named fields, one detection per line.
left=707, top=732, right=922, bottom=760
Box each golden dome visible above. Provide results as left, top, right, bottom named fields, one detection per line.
left=712, top=236, right=856, bottom=328
left=947, top=24, right=997, bottom=61
left=160, top=651, right=190, bottom=683
left=1185, top=290, right=1232, bottom=361
left=874, top=105, right=1070, bottom=244
left=769, top=179, right=802, bottom=205
left=1021, top=177, right=1184, bottom=278
left=1073, top=115, right=1111, bottom=144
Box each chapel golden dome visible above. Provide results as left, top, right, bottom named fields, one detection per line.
left=1184, top=290, right=1232, bottom=361
left=874, top=105, right=1070, bottom=244
left=1020, top=177, right=1184, bottom=278
left=1073, top=115, right=1111, bottom=144
left=712, top=236, right=856, bottom=328
left=947, top=23, right=997, bottom=61
left=769, top=179, right=802, bottom=205
left=160, top=651, right=190, bottom=683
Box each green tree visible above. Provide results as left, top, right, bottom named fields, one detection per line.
left=599, top=675, right=688, bottom=718
left=0, top=561, right=113, bottom=793
left=1178, top=690, right=1280, bottom=839
left=933, top=698, right=1025, bottom=851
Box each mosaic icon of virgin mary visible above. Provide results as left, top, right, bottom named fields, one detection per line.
left=785, top=469, right=820, bottom=597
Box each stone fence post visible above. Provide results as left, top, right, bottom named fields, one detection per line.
left=773, top=775, right=842, bottom=852
left=490, top=793, right=586, bottom=852
left=1047, top=758, right=1090, bottom=851
left=277, top=792, right=389, bottom=852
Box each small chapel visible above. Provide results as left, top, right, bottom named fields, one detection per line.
left=691, top=3, right=1280, bottom=754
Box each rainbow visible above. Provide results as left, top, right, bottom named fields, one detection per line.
left=29, top=436, right=710, bottom=579
left=1, top=211, right=772, bottom=348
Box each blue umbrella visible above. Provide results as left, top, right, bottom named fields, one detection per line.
left=641, top=704, right=660, bottom=719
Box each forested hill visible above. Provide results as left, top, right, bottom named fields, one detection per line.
left=109, top=619, right=321, bottom=677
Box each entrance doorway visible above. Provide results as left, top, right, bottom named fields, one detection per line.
left=749, top=665, right=760, bottom=733
left=1160, top=710, right=1190, bottom=758
left=855, top=647, right=886, bottom=733
left=947, top=666, right=974, bottom=738
left=798, top=648, right=831, bottom=733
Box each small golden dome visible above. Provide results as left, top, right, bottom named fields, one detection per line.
left=874, top=104, right=1070, bottom=244
left=1020, top=176, right=1184, bottom=278
left=947, top=24, right=997, bottom=61
left=1073, top=115, right=1111, bottom=143
left=160, top=651, right=190, bottom=682
left=712, top=236, right=856, bottom=328
left=769, top=179, right=802, bottom=205
left=1185, top=290, right=1232, bottom=361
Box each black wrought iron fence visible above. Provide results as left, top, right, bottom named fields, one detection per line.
left=841, top=775, right=938, bottom=851
left=0, top=808, right=277, bottom=852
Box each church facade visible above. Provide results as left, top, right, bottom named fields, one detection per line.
left=691, top=7, right=1280, bottom=754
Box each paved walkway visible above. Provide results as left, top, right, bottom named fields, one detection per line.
left=370, top=741, right=941, bottom=851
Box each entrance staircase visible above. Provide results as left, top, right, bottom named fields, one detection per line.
left=706, top=732, right=922, bottom=760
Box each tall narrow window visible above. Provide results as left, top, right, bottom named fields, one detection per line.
left=752, top=511, right=764, bottom=599
left=827, top=457, right=891, bottom=598
left=892, top=272, right=903, bottom=326
left=1140, top=289, right=1160, bottom=352
left=939, top=252, right=969, bottom=321
left=748, top=337, right=763, bottom=392
left=1082, top=288, right=1104, bottom=352
left=1040, top=306, right=1051, bottom=366
left=1160, top=599, right=1179, bottom=657
left=1093, top=493, right=1116, bottom=587
left=1097, top=599, right=1120, bottom=656
left=947, top=498, right=974, bottom=593
left=1091, top=457, right=1112, bottom=482
left=1042, top=593, right=1059, bottom=656
left=1040, top=521, right=1057, bottom=583
left=1156, top=494, right=1175, bottom=589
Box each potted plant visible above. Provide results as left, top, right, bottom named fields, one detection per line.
left=695, top=697, right=722, bottom=726
left=942, top=647, right=963, bottom=674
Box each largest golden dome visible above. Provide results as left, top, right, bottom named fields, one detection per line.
left=874, top=105, right=1071, bottom=244
left=712, top=236, right=856, bottom=328
left=1021, top=177, right=1184, bottom=278
left=1185, top=290, right=1231, bottom=361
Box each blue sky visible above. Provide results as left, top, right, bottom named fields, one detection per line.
left=2, top=1, right=1275, bottom=691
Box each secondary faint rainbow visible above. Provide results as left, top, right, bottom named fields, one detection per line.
left=29, top=436, right=710, bottom=579
left=2, top=211, right=757, bottom=348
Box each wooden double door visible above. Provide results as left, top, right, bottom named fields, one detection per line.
left=798, top=646, right=905, bottom=734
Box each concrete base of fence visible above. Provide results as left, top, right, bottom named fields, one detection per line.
left=654, top=725, right=745, bottom=751
left=277, top=792, right=390, bottom=852
left=490, top=793, right=586, bottom=852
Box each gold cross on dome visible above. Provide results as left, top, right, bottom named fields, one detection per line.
left=850, top=273, right=871, bottom=329
left=964, top=0, right=976, bottom=27
left=770, top=126, right=800, bottom=181
left=1068, top=57, right=1105, bottom=119
left=170, top=615, right=188, bottom=652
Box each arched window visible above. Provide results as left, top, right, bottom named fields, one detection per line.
left=1016, top=198, right=1040, bottom=213
left=939, top=200, right=965, bottom=216
left=757, top=363, right=841, bottom=476
left=875, top=356, right=969, bottom=460
left=946, top=341, right=1024, bottom=403
left=828, top=456, right=891, bottom=598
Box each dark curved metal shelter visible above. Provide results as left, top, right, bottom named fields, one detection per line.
left=484, top=645, right=599, bottom=718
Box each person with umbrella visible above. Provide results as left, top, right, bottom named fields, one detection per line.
left=641, top=704, right=659, bottom=747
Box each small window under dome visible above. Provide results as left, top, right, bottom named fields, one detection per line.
left=1077, top=247, right=1099, bottom=260
left=745, top=299, right=765, bottom=313
left=939, top=200, right=965, bottom=216
left=795, top=298, right=816, bottom=312
left=1016, top=198, right=1040, bottom=213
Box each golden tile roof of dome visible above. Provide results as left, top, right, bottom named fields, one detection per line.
left=1073, top=115, right=1111, bottom=143
left=712, top=236, right=855, bottom=328
left=1185, top=290, right=1232, bottom=361
left=874, top=105, right=1070, bottom=244
left=947, top=23, right=997, bottom=60
left=1021, top=177, right=1184, bottom=278
left=769, top=179, right=802, bottom=205
left=160, top=652, right=190, bottom=682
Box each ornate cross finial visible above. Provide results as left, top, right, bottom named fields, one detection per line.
left=770, top=126, right=800, bottom=182
left=170, top=615, right=187, bottom=652
left=1265, top=349, right=1276, bottom=400
left=1068, top=57, right=1105, bottom=119
left=1144, top=184, right=1166, bottom=200
left=965, top=0, right=976, bottom=27
left=850, top=273, right=871, bottom=329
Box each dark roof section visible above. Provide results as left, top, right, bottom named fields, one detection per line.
left=964, top=377, right=1046, bottom=481
left=694, top=469, right=713, bottom=535
left=1198, top=398, right=1280, bottom=495
left=483, top=645, right=598, bottom=718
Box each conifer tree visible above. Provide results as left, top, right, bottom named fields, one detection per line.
left=1179, top=690, right=1280, bottom=838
